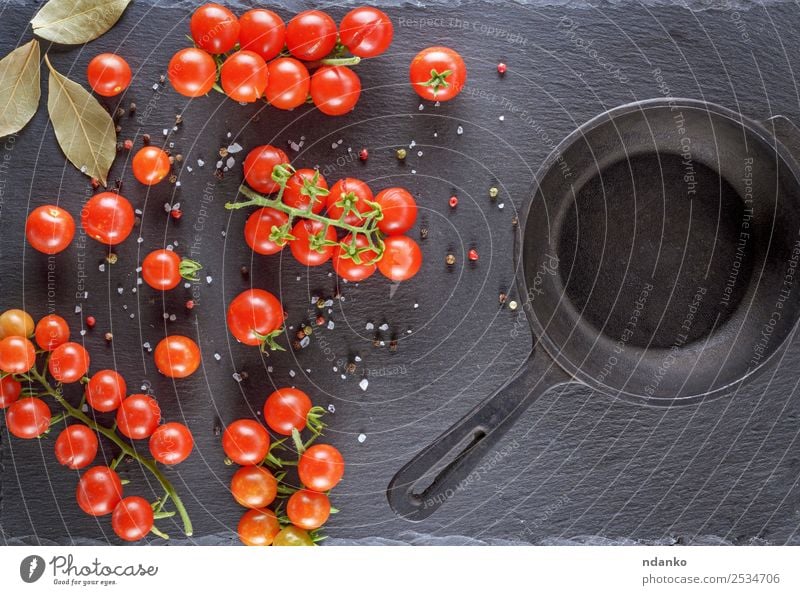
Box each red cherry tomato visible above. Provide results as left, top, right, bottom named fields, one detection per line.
left=221, top=51, right=269, bottom=103
left=238, top=508, right=280, bottom=546
left=244, top=207, right=289, bottom=255
left=54, top=424, right=98, bottom=469
left=410, top=46, right=467, bottom=102
left=81, top=192, right=135, bottom=245
left=226, top=289, right=283, bottom=346
left=287, top=488, right=331, bottom=530
left=243, top=145, right=290, bottom=194
left=34, top=314, right=70, bottom=351
left=231, top=465, right=278, bottom=509
left=377, top=235, right=422, bottom=281
left=0, top=336, right=36, bottom=374
left=0, top=374, right=21, bottom=409
left=374, top=187, right=418, bottom=234
left=283, top=169, right=328, bottom=214
left=326, top=178, right=374, bottom=226
left=222, top=419, right=270, bottom=465
left=6, top=397, right=50, bottom=439
left=132, top=147, right=170, bottom=186
left=285, top=10, right=337, bottom=61
left=25, top=205, right=75, bottom=254
left=87, top=53, right=132, bottom=97
left=298, top=444, right=345, bottom=492
left=310, top=66, right=361, bottom=116
left=112, top=496, right=154, bottom=542
left=332, top=234, right=378, bottom=282
left=190, top=3, right=240, bottom=54
left=149, top=422, right=194, bottom=465
left=85, top=370, right=126, bottom=412
left=142, top=249, right=181, bottom=290
left=168, top=48, right=217, bottom=98
left=154, top=335, right=201, bottom=378
left=263, top=387, right=312, bottom=435
left=49, top=341, right=90, bottom=383
left=289, top=219, right=337, bottom=267
left=116, top=394, right=161, bottom=440
left=76, top=466, right=123, bottom=516
left=339, top=7, right=393, bottom=58
left=265, top=57, right=310, bottom=110
left=239, top=9, right=285, bottom=62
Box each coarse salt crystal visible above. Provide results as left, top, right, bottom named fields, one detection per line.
left=300, top=336, right=310, bottom=348
left=359, top=378, right=369, bottom=391
left=365, top=322, right=374, bottom=330
left=205, top=275, right=213, bottom=284
left=197, top=159, right=205, bottom=167
left=233, top=373, right=243, bottom=382
left=457, top=126, right=464, bottom=135
left=354, top=355, right=362, bottom=362
left=327, top=404, right=336, bottom=413
left=379, top=323, right=389, bottom=331
left=327, top=320, right=334, bottom=330
left=228, top=143, right=242, bottom=154
left=75, top=305, right=82, bottom=313
left=214, top=352, right=221, bottom=361
left=226, top=156, right=235, bottom=169
left=358, top=433, right=367, bottom=443
left=289, top=370, right=296, bottom=378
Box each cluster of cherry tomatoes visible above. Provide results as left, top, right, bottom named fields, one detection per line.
left=167, top=3, right=392, bottom=115
left=222, top=386, right=343, bottom=546
left=0, top=308, right=195, bottom=541
left=235, top=144, right=423, bottom=283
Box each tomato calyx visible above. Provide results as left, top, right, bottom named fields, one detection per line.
left=306, top=405, right=326, bottom=435
left=420, top=68, right=454, bottom=96
left=297, top=170, right=330, bottom=211
left=178, top=258, right=204, bottom=282
left=252, top=328, right=286, bottom=353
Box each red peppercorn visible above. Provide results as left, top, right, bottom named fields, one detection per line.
left=123, top=139, right=133, bottom=150
left=90, top=178, right=100, bottom=189
left=449, top=196, right=458, bottom=208
left=468, top=249, right=479, bottom=261
left=86, top=315, right=96, bottom=328
left=171, top=209, right=183, bottom=220
left=316, top=315, right=325, bottom=326
left=185, top=300, right=194, bottom=310
left=497, top=62, right=507, bottom=75
left=359, top=148, right=369, bottom=161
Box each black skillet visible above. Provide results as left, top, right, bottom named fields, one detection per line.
left=387, top=98, right=800, bottom=520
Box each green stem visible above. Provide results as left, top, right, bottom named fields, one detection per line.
left=29, top=367, right=194, bottom=537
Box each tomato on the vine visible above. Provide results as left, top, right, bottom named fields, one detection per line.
left=0, top=336, right=36, bottom=374
left=377, top=235, right=422, bottom=281
left=168, top=48, right=217, bottom=98
left=263, top=387, right=312, bottom=436
left=273, top=525, right=314, bottom=546
left=226, top=289, right=283, bottom=347
left=283, top=169, right=328, bottom=214
left=332, top=234, right=378, bottom=282
left=190, top=3, right=240, bottom=54
left=326, top=178, right=374, bottom=225
left=6, top=397, right=50, bottom=439
left=222, top=419, right=270, bottom=465
left=374, top=187, right=418, bottom=234
left=410, top=46, right=467, bottom=101
left=220, top=51, right=269, bottom=103
left=339, top=7, right=393, bottom=58
left=310, top=66, right=361, bottom=116
left=287, top=488, right=331, bottom=530
left=34, top=314, right=70, bottom=351
left=87, top=53, right=132, bottom=97
left=142, top=249, right=194, bottom=290
left=81, top=192, right=135, bottom=245
left=116, top=394, right=161, bottom=440
left=244, top=207, right=289, bottom=255
left=298, top=444, right=345, bottom=492
left=0, top=309, right=34, bottom=338
left=239, top=9, right=285, bottom=61
left=76, top=466, right=123, bottom=517
left=231, top=466, right=278, bottom=509
left=289, top=219, right=337, bottom=267
left=149, top=422, right=194, bottom=465
left=132, top=147, right=170, bottom=186
left=49, top=342, right=90, bottom=383
left=112, top=496, right=154, bottom=542
left=285, top=10, right=337, bottom=61
left=0, top=375, right=21, bottom=409
left=238, top=508, right=280, bottom=546
left=54, top=424, right=98, bottom=469
left=265, top=57, right=310, bottom=110
left=85, top=370, right=126, bottom=412
left=25, top=205, right=75, bottom=254
left=154, top=335, right=201, bottom=378
left=243, top=145, right=290, bottom=194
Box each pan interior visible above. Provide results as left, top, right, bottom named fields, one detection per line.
left=558, top=152, right=753, bottom=349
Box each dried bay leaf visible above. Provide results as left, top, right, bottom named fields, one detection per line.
left=31, top=0, right=132, bottom=45
left=0, top=39, right=41, bottom=137
left=45, top=55, right=115, bottom=185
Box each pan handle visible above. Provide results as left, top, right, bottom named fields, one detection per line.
left=386, top=347, right=572, bottom=520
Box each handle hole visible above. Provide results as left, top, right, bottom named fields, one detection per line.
left=410, top=428, right=487, bottom=498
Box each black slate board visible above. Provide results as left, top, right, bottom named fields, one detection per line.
left=2, top=0, right=800, bottom=545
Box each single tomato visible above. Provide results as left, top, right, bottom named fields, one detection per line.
left=25, top=205, right=75, bottom=254
left=410, top=46, right=467, bottom=101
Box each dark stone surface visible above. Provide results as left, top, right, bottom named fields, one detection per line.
left=1, top=0, right=799, bottom=545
